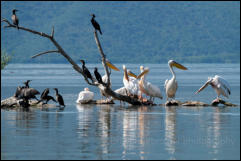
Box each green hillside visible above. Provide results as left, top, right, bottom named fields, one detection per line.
left=1, top=1, right=240, bottom=63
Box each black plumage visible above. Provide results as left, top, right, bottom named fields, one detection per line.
left=43, top=95, right=56, bottom=104
left=14, top=86, right=40, bottom=101
left=23, top=80, right=32, bottom=88
left=53, top=88, right=65, bottom=107
left=40, top=88, right=56, bottom=104
left=11, top=9, right=19, bottom=29
left=80, top=60, right=93, bottom=82
left=41, top=88, right=49, bottom=99
left=91, top=14, right=102, bottom=35
left=94, top=67, right=103, bottom=84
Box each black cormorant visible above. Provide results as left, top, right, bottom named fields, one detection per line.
left=41, top=88, right=49, bottom=99
left=53, top=88, right=65, bottom=107
left=23, top=80, right=32, bottom=88
left=40, top=88, right=56, bottom=104
left=94, top=67, right=103, bottom=84
left=14, top=86, right=40, bottom=101
left=43, top=95, right=57, bottom=104
left=80, top=60, right=93, bottom=82
left=11, top=9, right=19, bottom=29
left=91, top=14, right=102, bottom=35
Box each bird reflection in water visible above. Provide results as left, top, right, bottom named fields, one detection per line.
left=164, top=106, right=177, bottom=157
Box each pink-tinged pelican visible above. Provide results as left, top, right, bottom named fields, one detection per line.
left=122, top=65, right=148, bottom=97
left=195, top=75, right=231, bottom=101
left=164, top=60, right=188, bottom=101
left=139, top=66, right=163, bottom=102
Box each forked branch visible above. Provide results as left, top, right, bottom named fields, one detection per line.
left=2, top=18, right=147, bottom=105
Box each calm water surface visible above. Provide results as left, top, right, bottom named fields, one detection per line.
left=1, top=63, right=240, bottom=160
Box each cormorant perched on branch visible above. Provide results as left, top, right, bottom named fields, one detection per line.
left=91, top=14, right=102, bottom=35
left=11, top=9, right=19, bottom=29
left=80, top=60, right=93, bottom=82
left=53, top=88, right=65, bottom=107
left=23, top=80, right=32, bottom=88
left=94, top=67, right=103, bottom=84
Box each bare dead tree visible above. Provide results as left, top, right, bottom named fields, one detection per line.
left=1, top=18, right=148, bottom=105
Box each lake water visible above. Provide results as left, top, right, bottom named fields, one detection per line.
left=1, top=63, right=240, bottom=160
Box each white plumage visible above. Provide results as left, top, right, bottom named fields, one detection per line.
left=76, top=88, right=94, bottom=103
left=164, top=60, right=188, bottom=101
left=139, top=66, right=163, bottom=101
left=115, top=87, right=128, bottom=96
left=196, top=75, right=231, bottom=99
left=122, top=65, right=139, bottom=96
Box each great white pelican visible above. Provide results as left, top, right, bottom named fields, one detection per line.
left=164, top=60, right=188, bottom=101
left=138, top=66, right=163, bottom=102
left=122, top=65, right=148, bottom=97
left=76, top=88, right=94, bottom=104
left=195, top=75, right=231, bottom=101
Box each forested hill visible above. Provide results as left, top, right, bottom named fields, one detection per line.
left=1, top=1, right=240, bottom=63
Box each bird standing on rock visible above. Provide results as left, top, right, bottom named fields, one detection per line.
left=53, top=88, right=65, bottom=107
left=40, top=88, right=57, bottom=104
left=23, top=80, right=32, bottom=88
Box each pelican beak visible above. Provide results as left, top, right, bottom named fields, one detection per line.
left=106, top=60, right=120, bottom=71
left=195, top=80, right=210, bottom=94
left=127, top=70, right=137, bottom=78
left=137, top=68, right=149, bottom=79
left=172, top=61, right=188, bottom=70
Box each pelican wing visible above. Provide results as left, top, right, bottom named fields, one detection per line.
left=115, top=87, right=128, bottom=96
left=164, top=79, right=169, bottom=89
left=129, top=77, right=139, bottom=95
left=146, top=82, right=162, bottom=99
left=214, top=75, right=231, bottom=95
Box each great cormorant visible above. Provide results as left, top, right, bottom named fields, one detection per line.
left=80, top=60, right=93, bottom=82
left=14, top=86, right=40, bottom=101
left=91, top=14, right=102, bottom=35
left=41, top=88, right=49, bottom=99
left=39, top=88, right=56, bottom=104
left=53, top=88, right=65, bottom=107
left=94, top=67, right=103, bottom=84
left=43, top=95, right=57, bottom=104
left=11, top=9, right=19, bottom=29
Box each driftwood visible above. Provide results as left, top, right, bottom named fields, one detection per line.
left=164, top=99, right=237, bottom=107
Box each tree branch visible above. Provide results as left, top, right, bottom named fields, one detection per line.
left=2, top=17, right=96, bottom=86
left=31, top=50, right=59, bottom=58
left=94, top=31, right=111, bottom=87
